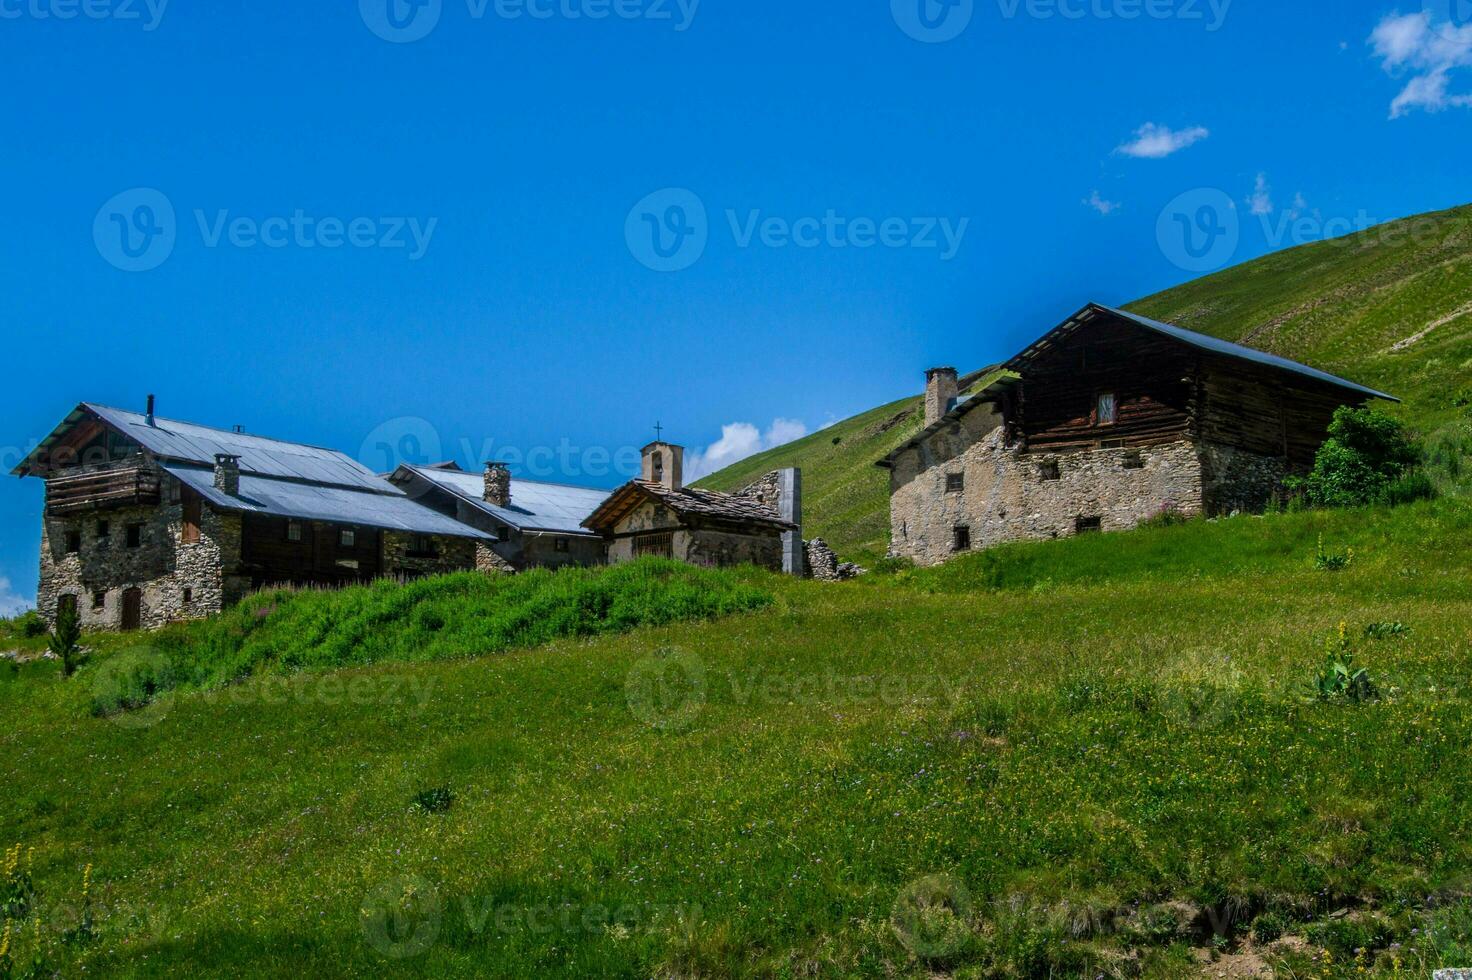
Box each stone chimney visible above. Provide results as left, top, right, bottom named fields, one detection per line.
left=641, top=442, right=684, bottom=491
left=484, top=462, right=511, bottom=508
left=146, top=394, right=156, bottom=426
left=924, top=367, right=959, bottom=427
left=213, top=454, right=241, bottom=496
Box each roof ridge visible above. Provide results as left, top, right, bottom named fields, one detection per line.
left=84, top=403, right=359, bottom=458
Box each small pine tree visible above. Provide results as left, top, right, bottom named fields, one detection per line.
left=49, top=603, right=83, bottom=678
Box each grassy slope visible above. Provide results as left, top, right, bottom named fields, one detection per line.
left=4, top=501, right=1472, bottom=977
left=699, top=204, right=1472, bottom=561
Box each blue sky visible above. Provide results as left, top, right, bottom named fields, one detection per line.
left=1, top=0, right=1468, bottom=611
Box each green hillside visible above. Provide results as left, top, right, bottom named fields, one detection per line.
left=700, top=204, right=1472, bottom=562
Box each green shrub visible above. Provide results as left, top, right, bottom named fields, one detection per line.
left=412, top=787, right=454, bottom=814
left=1308, top=624, right=1380, bottom=704
left=1304, top=407, right=1425, bottom=507
left=1251, top=910, right=1288, bottom=944
left=1364, top=622, right=1411, bottom=640
left=48, top=604, right=83, bottom=678
left=1314, top=535, right=1354, bottom=572
left=1140, top=503, right=1191, bottom=529
left=870, top=556, right=915, bottom=576
left=13, top=612, right=46, bottom=640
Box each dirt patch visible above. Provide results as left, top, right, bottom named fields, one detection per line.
left=1193, top=945, right=1274, bottom=978
left=1387, top=300, right=1472, bottom=353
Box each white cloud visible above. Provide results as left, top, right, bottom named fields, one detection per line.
left=1083, top=190, right=1121, bottom=215
left=1115, top=123, right=1210, bottom=159
left=684, top=418, right=809, bottom=481
left=1248, top=173, right=1275, bottom=216
left=1370, top=11, right=1472, bottom=118
left=0, top=578, right=34, bottom=619
left=1288, top=192, right=1309, bottom=220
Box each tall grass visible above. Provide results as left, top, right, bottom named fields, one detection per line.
left=113, top=559, right=773, bottom=705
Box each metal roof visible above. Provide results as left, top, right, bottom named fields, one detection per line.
left=1010, top=304, right=1399, bottom=402
left=15, top=404, right=394, bottom=492
left=402, top=464, right=608, bottom=536
left=164, top=465, right=495, bottom=541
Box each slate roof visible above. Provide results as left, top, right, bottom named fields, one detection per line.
left=582, top=480, right=796, bottom=534
left=165, top=465, right=495, bottom=541
left=395, top=463, right=607, bottom=537
left=878, top=303, right=1397, bottom=469
left=1013, top=304, right=1399, bottom=403
left=14, top=403, right=391, bottom=492
left=16, top=403, right=493, bottom=541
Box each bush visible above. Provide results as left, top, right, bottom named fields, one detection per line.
left=48, top=604, right=83, bottom=678
left=13, top=612, right=46, bottom=639
left=1303, top=406, right=1425, bottom=507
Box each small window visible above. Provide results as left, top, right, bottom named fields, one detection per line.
left=1122, top=450, right=1145, bottom=470
left=555, top=537, right=570, bottom=554
left=339, top=529, right=356, bottom=548
left=97, top=520, right=110, bottom=539
left=952, top=526, right=972, bottom=552
left=181, top=490, right=202, bottom=544
left=92, top=591, right=106, bottom=612
left=1039, top=460, right=1061, bottom=482
left=1097, top=393, right=1118, bottom=425
left=1076, top=516, right=1103, bottom=535
left=411, top=535, right=437, bottom=557
left=64, top=530, right=81, bottom=554
left=498, top=526, right=511, bottom=540
left=182, top=588, right=193, bottom=604
left=286, top=522, right=303, bottom=543
left=126, top=524, right=143, bottom=548
left=945, top=473, right=965, bottom=493
left=1099, top=439, right=1125, bottom=450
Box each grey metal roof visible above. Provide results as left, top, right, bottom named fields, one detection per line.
left=403, top=464, right=608, bottom=536
left=76, top=404, right=392, bottom=492
left=1011, top=305, right=1399, bottom=402
left=164, top=465, right=495, bottom=541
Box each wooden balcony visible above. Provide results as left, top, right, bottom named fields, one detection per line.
left=46, top=464, right=161, bottom=515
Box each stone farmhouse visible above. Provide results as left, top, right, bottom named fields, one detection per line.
left=879, top=303, right=1398, bottom=566
left=387, top=462, right=609, bottom=571
left=15, top=405, right=808, bottom=630
left=14, top=402, right=504, bottom=631
left=582, top=442, right=804, bottom=575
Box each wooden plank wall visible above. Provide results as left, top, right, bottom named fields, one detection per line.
left=1197, top=356, right=1351, bottom=467
left=240, top=514, right=383, bottom=588
left=1018, top=318, right=1195, bottom=452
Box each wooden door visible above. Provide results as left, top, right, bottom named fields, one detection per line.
left=121, top=588, right=142, bottom=631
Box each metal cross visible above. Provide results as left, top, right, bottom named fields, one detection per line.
left=654, top=421, right=664, bottom=442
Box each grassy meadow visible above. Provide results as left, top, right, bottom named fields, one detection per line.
left=3, top=499, right=1472, bottom=977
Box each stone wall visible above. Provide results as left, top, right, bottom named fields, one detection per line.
left=887, top=407, right=1208, bottom=566
left=381, top=532, right=481, bottom=579
left=685, top=528, right=783, bottom=572
left=37, top=472, right=244, bottom=630
left=1199, top=441, right=1297, bottom=515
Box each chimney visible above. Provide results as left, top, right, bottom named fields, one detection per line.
left=213, top=454, right=241, bottom=496
left=641, top=442, right=684, bottom=491
left=146, top=394, right=156, bottom=425
left=484, top=462, right=511, bottom=508
left=924, top=367, right=959, bottom=427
